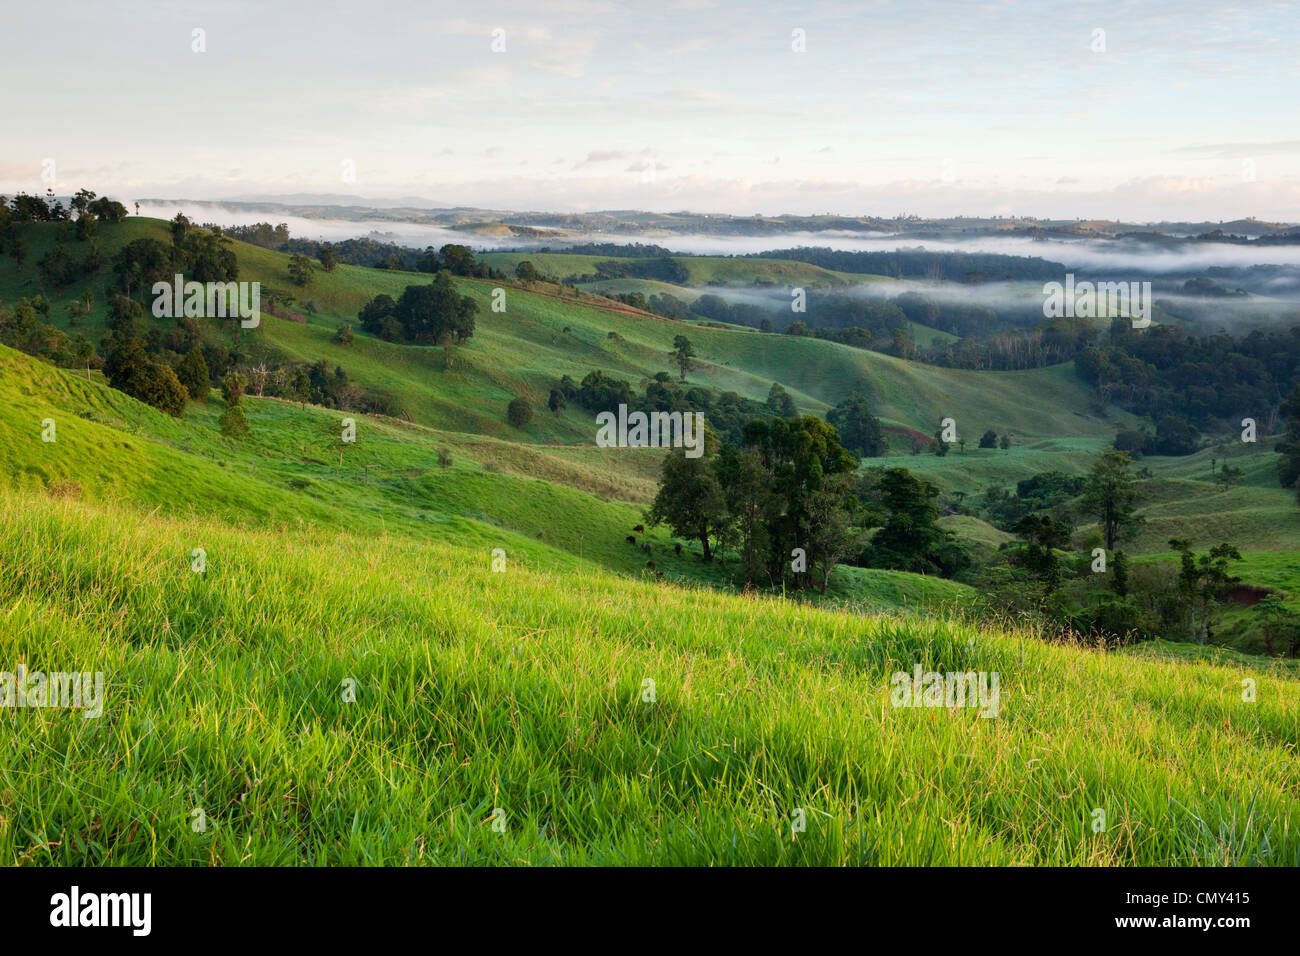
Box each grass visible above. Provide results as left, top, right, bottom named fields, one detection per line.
left=1, top=490, right=1296, bottom=865
left=2, top=219, right=1125, bottom=442
left=4, top=222, right=1300, bottom=866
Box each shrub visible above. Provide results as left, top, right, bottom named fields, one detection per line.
left=506, top=397, right=533, bottom=428
left=176, top=347, right=210, bottom=400
left=221, top=371, right=247, bottom=407
left=219, top=405, right=250, bottom=439
left=130, top=362, right=188, bottom=418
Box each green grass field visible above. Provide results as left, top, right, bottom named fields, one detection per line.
left=4, top=218, right=1300, bottom=865
left=2, top=490, right=1296, bottom=865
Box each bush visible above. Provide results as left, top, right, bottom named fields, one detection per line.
left=176, top=347, right=210, bottom=400
left=130, top=362, right=188, bottom=418
left=221, top=371, right=246, bottom=407
left=1070, top=598, right=1154, bottom=645
left=219, top=405, right=250, bottom=439
left=437, top=447, right=453, bottom=469
left=507, top=397, right=533, bottom=428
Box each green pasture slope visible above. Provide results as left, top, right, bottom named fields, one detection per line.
left=2, top=219, right=1300, bottom=864
left=1, top=488, right=1297, bottom=865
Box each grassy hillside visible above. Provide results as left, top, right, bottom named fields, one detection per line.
left=2, top=219, right=1129, bottom=442
left=4, top=221, right=1300, bottom=867
left=0, top=342, right=973, bottom=602
left=2, top=489, right=1296, bottom=865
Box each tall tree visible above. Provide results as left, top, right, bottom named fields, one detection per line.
left=1169, top=539, right=1242, bottom=644
left=1013, top=513, right=1073, bottom=591
left=647, top=439, right=726, bottom=561
left=1080, top=447, right=1143, bottom=551
left=827, top=391, right=885, bottom=457
left=801, top=473, right=862, bottom=593
left=671, top=335, right=696, bottom=381
left=1278, top=383, right=1300, bottom=499
left=713, top=444, right=772, bottom=585
left=861, top=467, right=954, bottom=574
left=175, top=347, right=210, bottom=400
left=765, top=382, right=797, bottom=418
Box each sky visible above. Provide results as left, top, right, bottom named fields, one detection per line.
left=2, top=0, right=1299, bottom=221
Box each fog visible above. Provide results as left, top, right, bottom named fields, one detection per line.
left=141, top=202, right=1300, bottom=287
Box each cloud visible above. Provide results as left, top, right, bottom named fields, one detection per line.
left=573, top=150, right=627, bottom=169
left=1168, top=141, right=1300, bottom=158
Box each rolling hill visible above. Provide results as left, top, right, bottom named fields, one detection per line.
left=2, top=216, right=1299, bottom=866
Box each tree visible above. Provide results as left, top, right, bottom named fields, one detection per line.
left=102, top=335, right=151, bottom=391
left=671, top=335, right=696, bottom=381
left=713, top=444, right=771, bottom=584
left=390, top=273, right=478, bottom=344
left=506, top=397, right=533, bottom=428
left=861, top=468, right=956, bottom=574
left=548, top=388, right=566, bottom=413
left=766, top=382, right=797, bottom=418
left=289, top=253, right=314, bottom=286
left=1254, top=594, right=1300, bottom=657
left=1080, top=447, right=1143, bottom=551
left=802, top=473, right=862, bottom=593
left=357, top=294, right=399, bottom=339
left=112, top=237, right=174, bottom=297
left=439, top=244, right=476, bottom=276
left=334, top=323, right=354, bottom=346
left=734, top=416, right=858, bottom=583
left=70, top=189, right=96, bottom=217
left=1278, top=383, right=1300, bottom=494
left=514, top=260, right=539, bottom=283
left=648, top=442, right=726, bottom=561
left=979, top=429, right=998, bottom=449
left=175, top=347, right=210, bottom=400
left=318, top=244, right=338, bottom=273
left=1111, top=549, right=1129, bottom=597
left=1169, top=538, right=1242, bottom=643
left=221, top=371, right=246, bottom=407
left=170, top=212, right=192, bottom=245
left=219, top=405, right=250, bottom=439
left=1152, top=415, right=1200, bottom=456
left=87, top=197, right=127, bottom=222
left=129, top=362, right=188, bottom=417
left=999, top=434, right=1011, bottom=450
left=826, top=392, right=885, bottom=457
left=1013, top=513, right=1073, bottom=590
